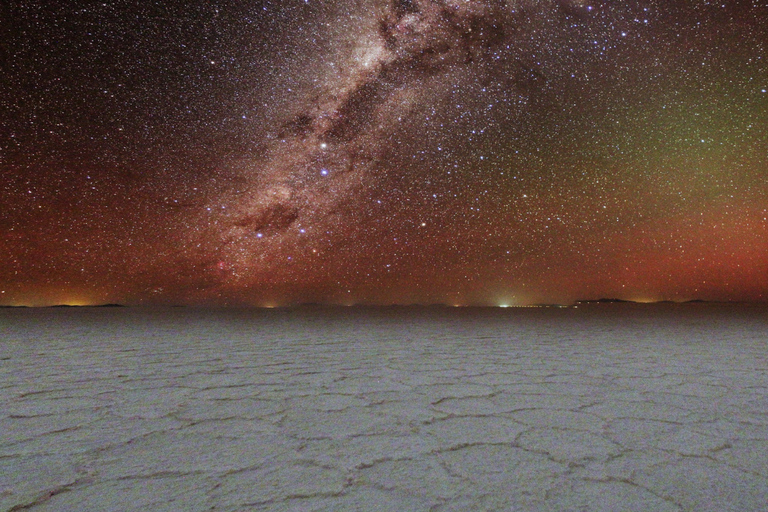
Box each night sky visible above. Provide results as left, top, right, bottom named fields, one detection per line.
left=2, top=0, right=767, bottom=307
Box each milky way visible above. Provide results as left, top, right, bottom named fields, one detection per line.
left=208, top=1, right=532, bottom=240
left=187, top=0, right=658, bottom=301
left=2, top=0, right=767, bottom=306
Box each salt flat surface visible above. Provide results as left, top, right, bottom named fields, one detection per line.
left=1, top=304, right=767, bottom=511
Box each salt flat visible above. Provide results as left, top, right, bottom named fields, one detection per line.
left=1, top=305, right=767, bottom=511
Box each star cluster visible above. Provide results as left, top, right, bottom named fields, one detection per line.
left=2, top=0, right=767, bottom=306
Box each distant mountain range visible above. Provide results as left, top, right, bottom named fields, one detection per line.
left=0, top=299, right=756, bottom=309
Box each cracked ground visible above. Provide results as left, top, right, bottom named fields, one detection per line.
left=2, top=305, right=767, bottom=511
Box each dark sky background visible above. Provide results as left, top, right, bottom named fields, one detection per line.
left=2, top=0, right=767, bottom=306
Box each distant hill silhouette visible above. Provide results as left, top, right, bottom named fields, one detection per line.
left=47, top=303, right=126, bottom=308
left=575, top=298, right=633, bottom=304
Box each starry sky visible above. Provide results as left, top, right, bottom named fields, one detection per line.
left=2, top=0, right=767, bottom=307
